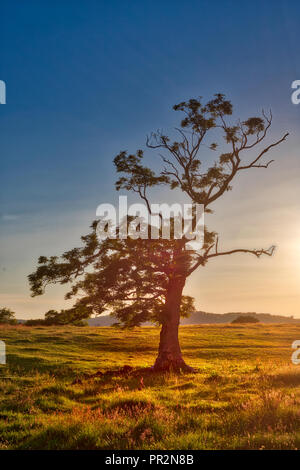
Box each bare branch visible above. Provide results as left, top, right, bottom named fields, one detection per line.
left=238, top=133, right=289, bottom=171
left=206, top=132, right=289, bottom=206
left=136, top=185, right=163, bottom=222
left=187, top=240, right=275, bottom=276
left=207, top=245, right=276, bottom=260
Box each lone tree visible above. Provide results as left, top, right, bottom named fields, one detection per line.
left=29, top=94, right=288, bottom=372
left=0, top=307, right=16, bottom=325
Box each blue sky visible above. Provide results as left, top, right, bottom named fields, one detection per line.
left=1, top=0, right=300, bottom=317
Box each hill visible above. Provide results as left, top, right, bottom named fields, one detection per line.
left=180, top=311, right=299, bottom=324
left=87, top=311, right=299, bottom=326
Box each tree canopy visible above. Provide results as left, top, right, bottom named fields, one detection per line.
left=0, top=307, right=16, bottom=325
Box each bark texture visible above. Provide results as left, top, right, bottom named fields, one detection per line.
left=153, top=276, right=194, bottom=372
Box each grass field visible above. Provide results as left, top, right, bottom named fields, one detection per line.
left=1, top=323, right=300, bottom=450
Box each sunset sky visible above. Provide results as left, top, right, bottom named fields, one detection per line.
left=1, top=0, right=300, bottom=318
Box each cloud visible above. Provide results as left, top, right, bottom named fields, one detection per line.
left=0, top=214, right=19, bottom=221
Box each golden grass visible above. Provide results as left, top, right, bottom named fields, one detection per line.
left=0, top=323, right=300, bottom=449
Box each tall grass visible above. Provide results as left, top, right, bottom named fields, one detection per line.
left=0, top=323, right=300, bottom=449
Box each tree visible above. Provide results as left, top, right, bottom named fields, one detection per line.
left=29, top=94, right=288, bottom=371
left=0, top=307, right=16, bottom=325
left=26, top=307, right=90, bottom=326
left=231, top=315, right=260, bottom=324
left=44, top=308, right=88, bottom=326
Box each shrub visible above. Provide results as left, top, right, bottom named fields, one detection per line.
left=25, top=319, right=46, bottom=326
left=231, top=315, right=260, bottom=324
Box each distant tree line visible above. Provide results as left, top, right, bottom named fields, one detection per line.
left=25, top=308, right=88, bottom=326
left=231, top=315, right=260, bottom=324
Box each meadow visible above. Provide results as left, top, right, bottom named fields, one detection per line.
left=0, top=323, right=300, bottom=450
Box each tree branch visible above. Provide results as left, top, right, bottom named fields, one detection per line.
left=237, top=133, right=289, bottom=171
left=207, top=245, right=276, bottom=260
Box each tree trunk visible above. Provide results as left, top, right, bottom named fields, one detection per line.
left=153, top=275, right=194, bottom=372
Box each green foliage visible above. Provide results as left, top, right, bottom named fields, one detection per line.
left=0, top=307, right=16, bottom=324
left=28, top=93, right=287, bottom=329
left=25, top=310, right=88, bottom=327
left=44, top=308, right=89, bottom=326
left=114, top=149, right=168, bottom=191
left=25, top=319, right=46, bottom=326
left=29, top=231, right=196, bottom=327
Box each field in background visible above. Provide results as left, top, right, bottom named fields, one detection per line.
left=1, top=324, right=300, bottom=449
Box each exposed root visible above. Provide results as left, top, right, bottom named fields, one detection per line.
left=153, top=353, right=196, bottom=373
left=152, top=362, right=196, bottom=374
